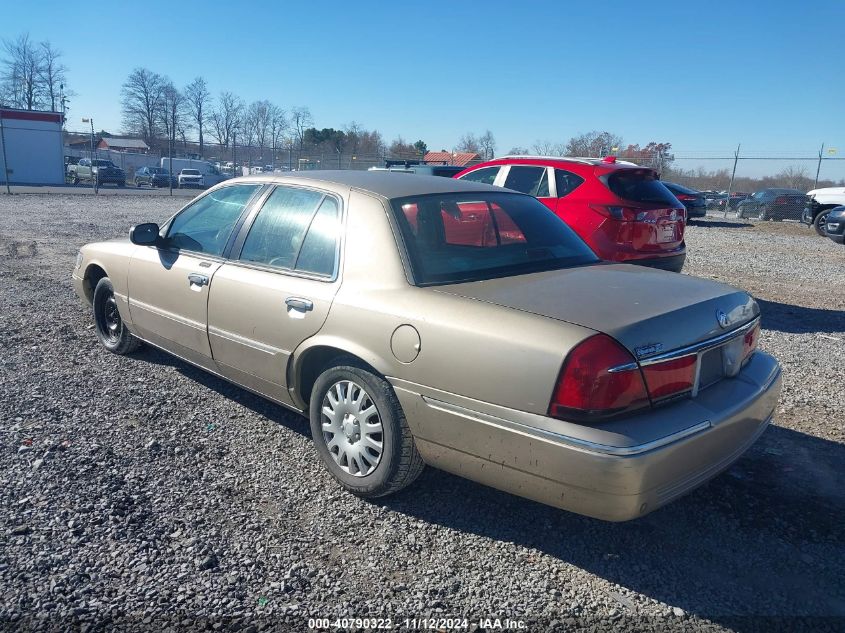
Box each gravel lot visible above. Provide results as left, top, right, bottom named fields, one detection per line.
left=1, top=193, right=843, bottom=632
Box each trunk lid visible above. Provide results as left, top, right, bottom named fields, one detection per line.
left=434, top=263, right=758, bottom=357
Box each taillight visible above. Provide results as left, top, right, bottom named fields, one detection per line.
left=549, top=334, right=650, bottom=421
left=675, top=193, right=695, bottom=201
left=742, top=322, right=760, bottom=362
left=590, top=204, right=640, bottom=221
left=641, top=356, right=696, bottom=402
left=774, top=196, right=788, bottom=205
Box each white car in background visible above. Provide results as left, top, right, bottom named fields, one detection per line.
left=803, top=186, right=845, bottom=235
left=177, top=169, right=204, bottom=189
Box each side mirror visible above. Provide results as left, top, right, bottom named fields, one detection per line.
left=130, top=222, right=160, bottom=245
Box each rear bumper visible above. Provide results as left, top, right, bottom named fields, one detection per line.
left=632, top=252, right=686, bottom=273
left=392, top=351, right=781, bottom=522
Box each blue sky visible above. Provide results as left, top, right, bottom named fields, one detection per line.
left=3, top=1, right=844, bottom=176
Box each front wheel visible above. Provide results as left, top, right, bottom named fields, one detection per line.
left=309, top=360, right=424, bottom=498
left=759, top=206, right=769, bottom=221
left=814, top=210, right=831, bottom=236
left=93, top=277, right=141, bottom=354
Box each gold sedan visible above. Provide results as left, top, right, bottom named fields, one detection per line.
left=73, top=172, right=781, bottom=521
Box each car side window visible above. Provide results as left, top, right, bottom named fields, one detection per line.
left=294, top=197, right=341, bottom=276
left=554, top=169, right=585, bottom=197
left=165, top=184, right=260, bottom=256
left=458, top=166, right=500, bottom=185
left=239, top=186, right=324, bottom=270
left=503, top=166, right=548, bottom=197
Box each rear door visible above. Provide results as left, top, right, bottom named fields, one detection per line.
left=500, top=165, right=556, bottom=210
left=127, top=184, right=263, bottom=367
left=207, top=185, right=343, bottom=405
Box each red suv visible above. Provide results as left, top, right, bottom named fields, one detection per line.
left=455, top=156, right=686, bottom=272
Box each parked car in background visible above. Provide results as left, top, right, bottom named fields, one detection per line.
left=456, top=156, right=687, bottom=272
left=72, top=171, right=780, bottom=521
left=134, top=166, right=177, bottom=188
left=68, top=158, right=126, bottom=187
left=662, top=182, right=707, bottom=218
left=177, top=169, right=204, bottom=189
left=712, top=192, right=750, bottom=212
left=369, top=163, right=465, bottom=178
left=736, top=189, right=807, bottom=221
left=822, top=206, right=845, bottom=244
left=160, top=158, right=226, bottom=187
left=802, top=186, right=845, bottom=236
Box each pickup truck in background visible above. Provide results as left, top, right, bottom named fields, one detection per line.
left=67, top=158, right=126, bottom=187
left=803, top=186, right=845, bottom=235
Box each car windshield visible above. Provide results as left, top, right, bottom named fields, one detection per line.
left=93, top=160, right=115, bottom=167
left=665, top=182, right=699, bottom=195
left=151, top=168, right=167, bottom=174
left=605, top=169, right=678, bottom=205
left=182, top=169, right=200, bottom=175
left=390, top=192, right=599, bottom=285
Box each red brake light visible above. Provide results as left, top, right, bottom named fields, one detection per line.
left=590, top=204, right=640, bottom=221
left=640, top=356, right=696, bottom=401
left=675, top=193, right=695, bottom=201
left=602, top=156, right=617, bottom=164
left=549, top=334, right=650, bottom=421
left=774, top=196, right=788, bottom=205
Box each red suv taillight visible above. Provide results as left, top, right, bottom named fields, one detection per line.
left=743, top=321, right=760, bottom=362
left=590, top=204, right=641, bottom=221
left=549, top=334, right=650, bottom=421
left=675, top=193, right=696, bottom=201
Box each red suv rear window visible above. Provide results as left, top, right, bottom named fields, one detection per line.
left=605, top=170, right=678, bottom=206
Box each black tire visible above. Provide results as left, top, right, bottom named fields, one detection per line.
left=759, top=206, right=769, bottom=221
left=309, top=358, right=424, bottom=498
left=118, top=181, right=126, bottom=188
left=92, top=277, right=141, bottom=355
left=814, top=210, right=831, bottom=236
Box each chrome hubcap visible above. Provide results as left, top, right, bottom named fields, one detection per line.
left=321, top=380, right=383, bottom=476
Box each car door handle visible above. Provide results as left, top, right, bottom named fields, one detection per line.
left=188, top=273, right=209, bottom=287
left=285, top=297, right=313, bottom=312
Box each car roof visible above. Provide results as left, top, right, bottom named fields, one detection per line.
left=231, top=169, right=514, bottom=199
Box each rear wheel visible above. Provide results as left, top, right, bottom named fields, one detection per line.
left=309, top=359, right=424, bottom=498
left=93, top=277, right=141, bottom=354
left=814, top=210, right=831, bottom=236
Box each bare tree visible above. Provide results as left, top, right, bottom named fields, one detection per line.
left=184, top=77, right=211, bottom=157
left=565, top=130, right=623, bottom=157
left=1, top=33, right=43, bottom=110
left=507, top=146, right=530, bottom=155
left=37, top=41, right=68, bottom=112
left=478, top=130, right=496, bottom=160
left=777, top=165, right=812, bottom=190
left=455, top=132, right=480, bottom=154
left=290, top=106, right=314, bottom=160
left=531, top=140, right=565, bottom=156
left=269, top=105, right=287, bottom=166
left=209, top=91, right=243, bottom=149
left=158, top=80, right=188, bottom=146
left=121, top=68, right=165, bottom=141
left=246, top=100, right=273, bottom=163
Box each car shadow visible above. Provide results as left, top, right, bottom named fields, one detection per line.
left=380, top=424, right=845, bottom=627
left=689, top=219, right=754, bottom=229
left=135, top=345, right=309, bottom=438
left=757, top=298, right=845, bottom=334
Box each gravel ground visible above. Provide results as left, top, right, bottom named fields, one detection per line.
left=0, top=194, right=843, bottom=632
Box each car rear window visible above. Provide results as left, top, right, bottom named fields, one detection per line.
left=390, top=192, right=598, bottom=285
left=605, top=169, right=678, bottom=205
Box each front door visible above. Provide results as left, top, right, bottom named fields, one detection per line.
left=127, top=184, right=263, bottom=367
left=207, top=186, right=343, bottom=404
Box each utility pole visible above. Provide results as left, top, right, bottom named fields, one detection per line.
left=0, top=113, right=10, bottom=194
left=724, top=143, right=740, bottom=218
left=813, top=143, right=825, bottom=191
left=82, top=118, right=97, bottom=194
